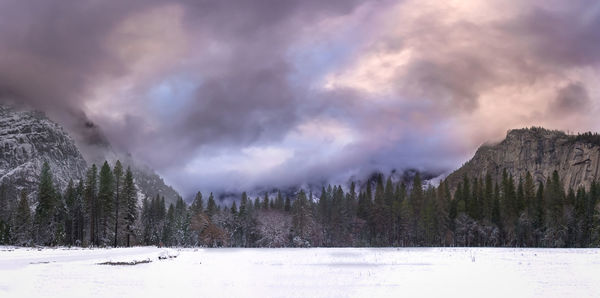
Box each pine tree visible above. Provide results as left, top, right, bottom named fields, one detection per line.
left=262, top=193, right=269, bottom=210
left=410, top=172, right=424, bottom=244
left=230, top=201, right=237, bottom=216
left=98, top=161, right=114, bottom=245
left=113, top=161, right=123, bottom=247
left=123, top=167, right=137, bottom=247
left=74, top=180, right=85, bottom=245
left=516, top=176, right=525, bottom=215
left=0, top=183, right=11, bottom=244
left=206, top=193, right=217, bottom=218
left=547, top=171, right=564, bottom=230
left=253, top=197, right=260, bottom=210
left=85, top=164, right=98, bottom=246
left=191, top=192, right=204, bottom=215
left=284, top=196, right=291, bottom=212
left=462, top=175, right=471, bottom=218
left=275, top=191, right=284, bottom=210
left=34, top=162, right=56, bottom=245
left=231, top=201, right=238, bottom=215
left=64, top=180, right=77, bottom=245
left=15, top=191, right=32, bottom=246
left=141, top=196, right=151, bottom=244
left=524, top=172, right=535, bottom=216
left=392, top=182, right=406, bottom=245
left=483, top=173, right=493, bottom=221
left=492, top=182, right=502, bottom=231
left=292, top=189, right=312, bottom=244
left=163, top=204, right=175, bottom=246
left=534, top=182, right=545, bottom=230
left=370, top=176, right=388, bottom=245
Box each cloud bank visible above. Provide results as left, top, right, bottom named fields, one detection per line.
left=0, top=0, right=599, bottom=197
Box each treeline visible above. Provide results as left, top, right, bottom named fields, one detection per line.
left=1, top=163, right=600, bottom=248
left=187, top=170, right=600, bottom=248
left=140, top=170, right=600, bottom=248
left=0, top=161, right=139, bottom=247
left=569, top=131, right=600, bottom=146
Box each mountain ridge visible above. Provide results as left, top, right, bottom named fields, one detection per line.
left=445, top=127, right=600, bottom=191
left=0, top=105, right=87, bottom=202
left=0, top=104, right=182, bottom=206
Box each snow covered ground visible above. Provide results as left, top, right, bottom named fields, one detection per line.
left=0, top=247, right=598, bottom=298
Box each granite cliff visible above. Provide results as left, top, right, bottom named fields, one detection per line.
left=0, top=104, right=181, bottom=206
left=446, top=127, right=600, bottom=191
left=0, top=106, right=87, bottom=202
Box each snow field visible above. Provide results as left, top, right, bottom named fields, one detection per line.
left=0, top=247, right=599, bottom=298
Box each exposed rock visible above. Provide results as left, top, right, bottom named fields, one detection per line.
left=0, top=105, right=87, bottom=202
left=445, top=127, right=600, bottom=191
left=0, top=104, right=182, bottom=207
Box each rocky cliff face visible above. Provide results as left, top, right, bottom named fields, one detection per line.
left=0, top=104, right=182, bottom=207
left=0, top=106, right=88, bottom=201
left=445, top=127, right=600, bottom=191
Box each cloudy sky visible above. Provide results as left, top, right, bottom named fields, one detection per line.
left=1, top=0, right=599, bottom=197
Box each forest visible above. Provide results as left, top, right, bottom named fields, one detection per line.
left=0, top=161, right=599, bottom=248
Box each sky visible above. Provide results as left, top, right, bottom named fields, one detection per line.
left=0, top=0, right=599, bottom=197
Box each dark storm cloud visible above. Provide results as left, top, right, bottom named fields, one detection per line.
left=0, top=0, right=377, bottom=193
left=1, top=0, right=599, bottom=196
left=551, top=82, right=590, bottom=114
left=505, top=1, right=600, bottom=67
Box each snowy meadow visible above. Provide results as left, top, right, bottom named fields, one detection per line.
left=0, top=247, right=599, bottom=298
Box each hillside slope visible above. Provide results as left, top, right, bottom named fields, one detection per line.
left=0, top=106, right=87, bottom=202
left=0, top=104, right=181, bottom=207
left=445, top=127, right=600, bottom=191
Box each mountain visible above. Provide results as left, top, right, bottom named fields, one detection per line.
left=0, top=104, right=182, bottom=207
left=445, top=127, right=600, bottom=191
left=0, top=105, right=87, bottom=202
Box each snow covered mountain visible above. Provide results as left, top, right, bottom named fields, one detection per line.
left=0, top=104, right=182, bottom=206
left=0, top=105, right=87, bottom=202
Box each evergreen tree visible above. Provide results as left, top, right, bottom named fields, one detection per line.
left=524, top=172, right=536, bottom=215
left=284, top=196, right=291, bottom=212
left=34, top=162, right=56, bottom=245
left=410, top=172, right=424, bottom=245
left=141, top=196, right=151, bottom=244
left=492, top=182, right=502, bottom=231
left=85, top=164, right=98, bottom=246
left=262, top=193, right=269, bottom=210
left=123, top=167, right=137, bottom=247
left=483, top=173, right=493, bottom=221
left=15, top=191, right=32, bottom=246
left=98, top=161, right=114, bottom=245
left=113, top=161, right=123, bottom=247
left=292, top=189, right=312, bottom=244
left=253, top=197, right=260, bottom=210
left=162, top=204, right=175, bottom=246
left=516, top=176, right=525, bottom=215
left=206, top=193, right=217, bottom=218
left=275, top=191, right=284, bottom=210
left=462, top=175, right=471, bottom=218
left=547, top=171, right=564, bottom=230
left=370, top=176, right=388, bottom=245
left=64, top=180, right=77, bottom=245
left=231, top=201, right=238, bottom=215
left=0, top=183, right=11, bottom=244
left=191, top=192, right=204, bottom=215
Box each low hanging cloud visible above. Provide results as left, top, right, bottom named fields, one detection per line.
left=551, top=82, right=590, bottom=114
left=0, top=0, right=599, bottom=197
